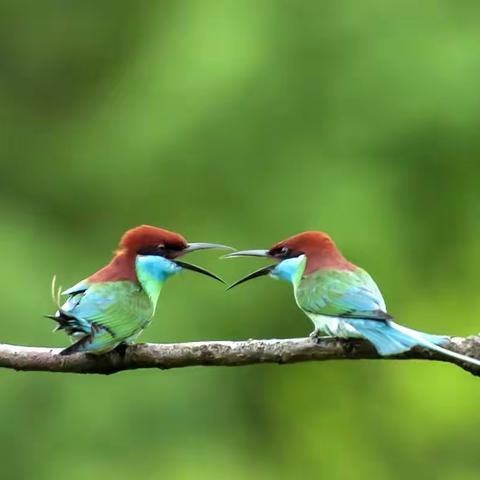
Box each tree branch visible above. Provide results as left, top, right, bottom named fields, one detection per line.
left=1, top=335, right=480, bottom=375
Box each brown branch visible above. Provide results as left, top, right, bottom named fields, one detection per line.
left=1, top=335, right=480, bottom=375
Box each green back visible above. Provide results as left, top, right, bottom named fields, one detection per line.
left=294, top=267, right=387, bottom=319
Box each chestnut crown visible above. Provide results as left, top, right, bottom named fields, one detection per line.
left=268, top=231, right=337, bottom=260
left=119, top=225, right=187, bottom=255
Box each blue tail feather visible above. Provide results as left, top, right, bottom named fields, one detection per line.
left=351, top=320, right=448, bottom=356
left=351, top=319, right=480, bottom=367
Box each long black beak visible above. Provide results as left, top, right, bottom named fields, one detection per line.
left=223, top=249, right=269, bottom=259
left=174, top=242, right=233, bottom=284
left=223, top=249, right=275, bottom=290
left=226, top=264, right=275, bottom=290
left=183, top=242, right=235, bottom=254
left=175, top=260, right=226, bottom=284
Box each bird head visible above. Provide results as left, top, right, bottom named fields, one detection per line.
left=120, top=225, right=233, bottom=283
left=224, top=231, right=351, bottom=288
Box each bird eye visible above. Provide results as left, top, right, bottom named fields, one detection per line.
left=280, top=246, right=290, bottom=256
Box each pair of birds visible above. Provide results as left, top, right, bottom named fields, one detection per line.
left=48, top=225, right=479, bottom=367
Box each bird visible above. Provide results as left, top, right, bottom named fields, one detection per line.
left=224, top=231, right=480, bottom=367
left=48, top=225, right=232, bottom=355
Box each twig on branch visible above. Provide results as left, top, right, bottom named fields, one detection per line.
left=1, top=335, right=480, bottom=376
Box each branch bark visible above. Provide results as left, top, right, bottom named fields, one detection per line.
left=1, top=335, right=480, bottom=375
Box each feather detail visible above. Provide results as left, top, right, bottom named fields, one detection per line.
left=62, top=279, right=90, bottom=296
left=388, top=322, right=480, bottom=366
left=88, top=251, right=138, bottom=283
left=48, top=281, right=153, bottom=354
left=295, top=268, right=387, bottom=318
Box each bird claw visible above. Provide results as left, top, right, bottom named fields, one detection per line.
left=309, top=330, right=322, bottom=344
left=114, top=343, right=128, bottom=358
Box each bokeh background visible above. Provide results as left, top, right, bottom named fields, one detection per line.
left=1, top=1, right=480, bottom=479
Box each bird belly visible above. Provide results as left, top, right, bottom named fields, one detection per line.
left=308, top=314, right=362, bottom=338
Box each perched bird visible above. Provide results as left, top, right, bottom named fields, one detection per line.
left=225, top=231, right=480, bottom=366
left=48, top=225, right=232, bottom=355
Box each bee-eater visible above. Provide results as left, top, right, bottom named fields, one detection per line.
left=48, top=225, right=232, bottom=355
left=225, top=231, right=480, bottom=366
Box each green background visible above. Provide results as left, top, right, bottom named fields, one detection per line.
left=1, top=1, right=480, bottom=479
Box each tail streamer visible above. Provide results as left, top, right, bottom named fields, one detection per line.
left=389, top=321, right=480, bottom=367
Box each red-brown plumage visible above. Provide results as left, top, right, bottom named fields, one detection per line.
left=88, top=225, right=188, bottom=283
left=88, top=250, right=138, bottom=283
left=269, top=231, right=355, bottom=275
left=119, top=225, right=187, bottom=252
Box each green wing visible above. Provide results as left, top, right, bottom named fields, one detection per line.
left=59, top=281, right=153, bottom=354
left=294, top=268, right=389, bottom=320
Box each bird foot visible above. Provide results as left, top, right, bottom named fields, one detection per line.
left=114, top=343, right=129, bottom=358
left=309, top=330, right=323, bottom=344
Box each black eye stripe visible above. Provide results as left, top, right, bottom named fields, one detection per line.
left=166, top=244, right=184, bottom=251
left=137, top=243, right=185, bottom=256
left=270, top=246, right=291, bottom=258
left=137, top=245, right=164, bottom=256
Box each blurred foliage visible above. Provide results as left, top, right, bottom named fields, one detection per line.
left=1, top=1, right=480, bottom=479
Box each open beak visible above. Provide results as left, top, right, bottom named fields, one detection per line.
left=183, top=242, right=235, bottom=254
left=174, top=260, right=226, bottom=284
left=174, top=242, right=234, bottom=284
left=223, top=249, right=276, bottom=290
left=223, top=249, right=269, bottom=258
